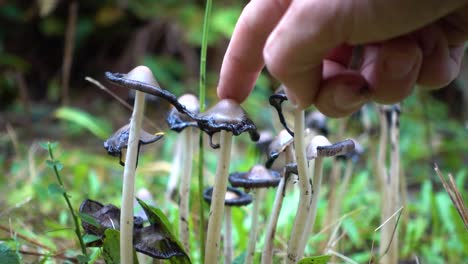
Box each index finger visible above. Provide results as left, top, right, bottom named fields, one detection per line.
left=217, top=0, right=291, bottom=103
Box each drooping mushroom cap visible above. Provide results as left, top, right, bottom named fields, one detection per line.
left=125, top=66, right=159, bottom=87
left=104, top=123, right=164, bottom=157
left=79, top=199, right=144, bottom=240
left=336, top=140, right=364, bottom=163
left=255, top=130, right=274, bottom=154
left=229, top=165, right=281, bottom=189
left=269, top=88, right=294, bottom=136
left=203, top=186, right=253, bottom=207
left=306, top=136, right=355, bottom=160
left=197, top=99, right=259, bottom=148
left=166, top=94, right=200, bottom=132
left=265, top=129, right=294, bottom=168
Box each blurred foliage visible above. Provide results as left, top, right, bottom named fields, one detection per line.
left=1, top=0, right=467, bottom=263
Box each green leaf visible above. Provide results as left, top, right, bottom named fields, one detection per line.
left=78, top=212, right=101, bottom=229
left=45, top=160, right=63, bottom=171
left=77, top=255, right=90, bottom=263
left=54, top=107, right=111, bottom=139
left=83, top=234, right=101, bottom=244
left=47, top=183, right=64, bottom=196
left=103, top=229, right=120, bottom=264
left=0, top=244, right=21, bottom=264
left=298, top=255, right=331, bottom=264
left=136, top=198, right=190, bottom=263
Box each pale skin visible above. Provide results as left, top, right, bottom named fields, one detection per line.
left=217, top=0, right=468, bottom=117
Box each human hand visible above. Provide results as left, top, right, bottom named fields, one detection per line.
left=217, top=0, right=468, bottom=117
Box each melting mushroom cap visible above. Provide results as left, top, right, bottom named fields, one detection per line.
left=229, top=165, right=281, bottom=189
left=197, top=99, right=259, bottom=148
left=104, top=124, right=164, bottom=158
left=203, top=186, right=253, bottom=207
left=306, top=136, right=355, bottom=159
left=337, top=140, right=364, bottom=163
left=166, top=94, right=200, bottom=132
left=265, top=129, right=294, bottom=168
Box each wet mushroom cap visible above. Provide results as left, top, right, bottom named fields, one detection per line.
left=337, top=140, right=364, bottom=162
left=103, top=124, right=164, bottom=156
left=306, top=137, right=355, bottom=159
left=203, top=186, right=253, bottom=206
left=166, top=94, right=200, bottom=132
left=196, top=99, right=259, bottom=147
left=265, top=129, right=294, bottom=168
left=229, top=165, right=281, bottom=189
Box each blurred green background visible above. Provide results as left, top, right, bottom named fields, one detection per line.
left=0, top=1, right=467, bottom=263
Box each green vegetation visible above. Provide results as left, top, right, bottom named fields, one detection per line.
left=0, top=1, right=467, bottom=264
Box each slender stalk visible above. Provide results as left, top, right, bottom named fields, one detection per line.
left=205, top=130, right=233, bottom=264
left=245, top=189, right=262, bottom=264
left=224, top=207, right=233, bottom=264
left=287, top=109, right=311, bottom=263
left=120, top=91, right=146, bottom=264
left=179, top=127, right=195, bottom=253
left=198, top=0, right=212, bottom=258
left=46, top=143, right=87, bottom=259
left=261, top=172, right=286, bottom=264
left=298, top=156, right=324, bottom=257
left=61, top=0, right=77, bottom=106
left=166, top=138, right=182, bottom=201
left=381, top=109, right=400, bottom=263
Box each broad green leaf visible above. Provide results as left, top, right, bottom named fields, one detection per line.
left=136, top=198, right=190, bottom=263
left=78, top=212, right=101, bottom=229
left=298, top=254, right=331, bottom=264
left=83, top=234, right=101, bottom=244
left=47, top=183, right=64, bottom=196
left=54, top=107, right=111, bottom=139
left=103, top=229, right=120, bottom=264
left=0, top=244, right=21, bottom=264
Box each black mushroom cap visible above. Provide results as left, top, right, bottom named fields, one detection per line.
left=197, top=99, right=260, bottom=148
left=269, top=88, right=294, bottom=136
left=305, top=111, right=329, bottom=136
left=79, top=199, right=144, bottom=245
left=203, top=186, right=253, bottom=207
left=229, top=165, right=281, bottom=189
left=103, top=124, right=164, bottom=166
left=265, top=129, right=294, bottom=168
left=166, top=94, right=200, bottom=132
left=336, top=140, right=364, bottom=163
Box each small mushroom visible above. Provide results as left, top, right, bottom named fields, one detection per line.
left=229, top=165, right=280, bottom=264
left=296, top=137, right=355, bottom=258
left=305, top=110, right=328, bottom=136
left=255, top=130, right=274, bottom=155
left=203, top=186, right=252, bottom=264
left=104, top=123, right=164, bottom=166
left=265, top=129, right=294, bottom=169
left=166, top=94, right=200, bottom=253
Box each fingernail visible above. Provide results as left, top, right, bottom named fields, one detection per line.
left=384, top=53, right=416, bottom=80
left=333, top=82, right=369, bottom=111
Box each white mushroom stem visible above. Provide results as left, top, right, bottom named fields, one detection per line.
left=120, top=91, right=145, bottom=264
left=224, top=207, right=233, bottom=264
left=380, top=109, right=400, bottom=264
left=179, top=126, right=195, bottom=253
left=165, top=138, right=182, bottom=201
left=205, top=130, right=233, bottom=264
left=245, top=189, right=262, bottom=264
left=287, top=109, right=311, bottom=264
left=261, top=170, right=287, bottom=264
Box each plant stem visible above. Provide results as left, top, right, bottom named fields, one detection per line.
left=47, top=143, right=87, bottom=259
left=198, top=0, right=212, bottom=259
left=179, top=127, right=195, bottom=253
left=166, top=138, right=182, bottom=201
left=120, top=91, right=145, bottom=264
left=224, top=207, right=232, bottom=264
left=245, top=189, right=262, bottom=264
left=287, top=109, right=311, bottom=264
left=205, top=130, right=233, bottom=264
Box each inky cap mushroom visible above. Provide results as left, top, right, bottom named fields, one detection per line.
left=269, top=88, right=294, bottom=136
left=203, top=186, right=253, bottom=207
left=229, top=165, right=281, bottom=189
left=104, top=124, right=164, bottom=166
left=196, top=99, right=259, bottom=148
left=306, top=136, right=355, bottom=160
left=336, top=140, right=364, bottom=163
left=166, top=94, right=200, bottom=132
left=305, top=111, right=328, bottom=136
left=265, top=129, right=294, bottom=168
